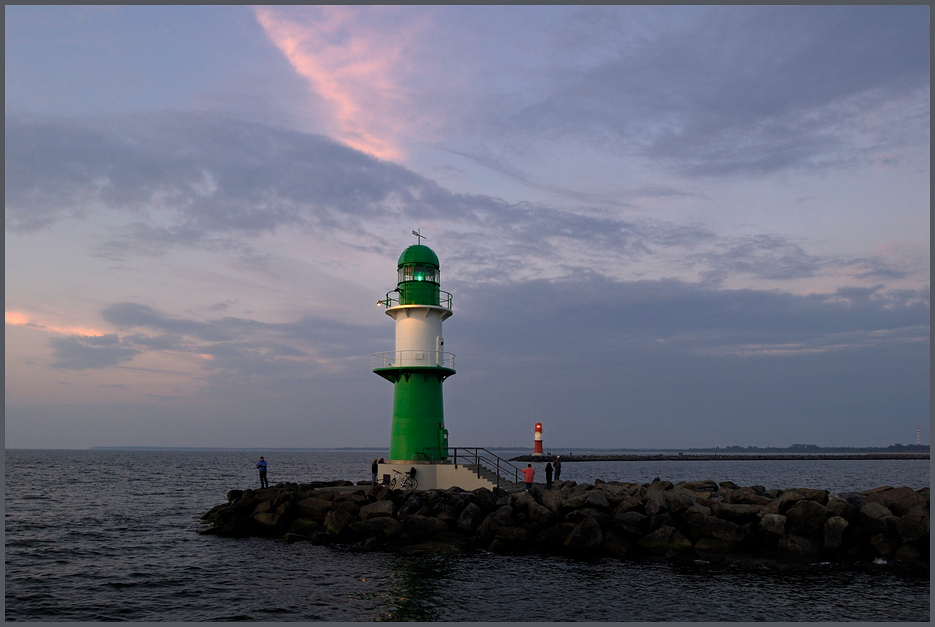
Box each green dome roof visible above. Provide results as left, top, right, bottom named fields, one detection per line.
left=397, top=244, right=439, bottom=268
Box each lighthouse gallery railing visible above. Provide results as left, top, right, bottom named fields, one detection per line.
left=380, top=290, right=453, bottom=310
left=420, top=447, right=524, bottom=489
left=373, top=350, right=456, bottom=369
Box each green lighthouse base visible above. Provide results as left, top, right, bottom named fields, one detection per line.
left=374, top=367, right=453, bottom=461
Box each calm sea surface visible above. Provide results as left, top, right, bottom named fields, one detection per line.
left=4, top=449, right=930, bottom=621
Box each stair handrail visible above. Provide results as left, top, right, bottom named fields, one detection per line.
left=420, top=446, right=524, bottom=489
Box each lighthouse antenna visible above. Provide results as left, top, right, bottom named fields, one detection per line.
left=412, top=228, right=426, bottom=245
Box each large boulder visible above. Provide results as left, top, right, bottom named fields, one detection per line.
left=694, top=537, right=737, bottom=561
left=611, top=495, right=643, bottom=516
left=396, top=494, right=425, bottom=519
left=614, top=510, right=648, bottom=539
left=475, top=505, right=515, bottom=539
left=602, top=530, right=633, bottom=557
left=678, top=479, right=719, bottom=493
left=564, top=515, right=603, bottom=551
left=711, top=502, right=762, bottom=524
left=297, top=497, right=333, bottom=520
left=664, top=488, right=698, bottom=513
left=826, top=495, right=859, bottom=522
left=527, top=501, right=554, bottom=527
left=896, top=506, right=929, bottom=543
left=858, top=502, right=898, bottom=536
left=323, top=510, right=357, bottom=537
left=699, top=515, right=744, bottom=543
left=331, top=500, right=361, bottom=517
left=494, top=526, right=529, bottom=544
left=536, top=522, right=577, bottom=548
left=349, top=516, right=403, bottom=539
left=439, top=489, right=475, bottom=512
left=796, top=488, right=829, bottom=505
left=758, top=513, right=787, bottom=540
left=730, top=488, right=772, bottom=506
left=644, top=491, right=668, bottom=517
left=471, top=488, right=498, bottom=512
left=822, top=516, right=849, bottom=550
left=773, top=491, right=807, bottom=514
left=563, top=490, right=610, bottom=511
left=511, top=490, right=539, bottom=511
left=230, top=492, right=261, bottom=516
left=784, top=500, right=831, bottom=535
left=367, top=485, right=392, bottom=501
left=679, top=506, right=710, bottom=530
left=869, top=533, right=900, bottom=558
left=777, top=534, right=821, bottom=560
left=253, top=511, right=283, bottom=530
left=288, top=518, right=321, bottom=537
left=359, top=500, right=396, bottom=520
left=637, top=525, right=692, bottom=556
left=865, top=487, right=928, bottom=516
left=402, top=514, right=448, bottom=540
left=894, top=544, right=926, bottom=569
left=565, top=508, right=612, bottom=529
left=646, top=512, right=684, bottom=535
left=456, top=503, right=484, bottom=534
left=541, top=490, right=566, bottom=514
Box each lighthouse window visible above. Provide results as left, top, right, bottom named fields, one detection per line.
left=398, top=265, right=438, bottom=283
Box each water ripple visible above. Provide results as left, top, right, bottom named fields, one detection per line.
left=5, top=449, right=929, bottom=621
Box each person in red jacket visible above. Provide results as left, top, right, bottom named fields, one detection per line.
left=522, top=464, right=535, bottom=490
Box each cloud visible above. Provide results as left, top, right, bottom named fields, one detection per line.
left=8, top=108, right=930, bottom=310
left=455, top=275, right=930, bottom=359
left=7, top=113, right=926, bottom=290
left=510, top=6, right=930, bottom=176
left=254, top=5, right=431, bottom=161
left=97, top=302, right=387, bottom=380
left=50, top=334, right=141, bottom=369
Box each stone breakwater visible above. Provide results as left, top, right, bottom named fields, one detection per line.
left=199, top=478, right=930, bottom=569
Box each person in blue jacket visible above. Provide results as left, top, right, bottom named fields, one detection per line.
left=256, top=456, right=269, bottom=488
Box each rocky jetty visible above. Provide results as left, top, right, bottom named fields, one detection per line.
left=199, top=478, right=929, bottom=569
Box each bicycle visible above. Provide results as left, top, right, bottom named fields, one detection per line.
left=390, top=468, right=418, bottom=490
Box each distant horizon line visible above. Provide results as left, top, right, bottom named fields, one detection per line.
left=4, top=443, right=928, bottom=452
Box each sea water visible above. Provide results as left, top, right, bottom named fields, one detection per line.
left=4, top=449, right=930, bottom=621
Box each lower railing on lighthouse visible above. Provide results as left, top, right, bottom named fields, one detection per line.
left=372, top=351, right=456, bottom=369
left=421, top=447, right=525, bottom=490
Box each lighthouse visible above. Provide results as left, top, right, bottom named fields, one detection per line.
left=373, top=233, right=454, bottom=463
left=534, top=422, right=544, bottom=455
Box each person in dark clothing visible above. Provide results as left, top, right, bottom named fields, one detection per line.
left=371, top=458, right=379, bottom=485
left=553, top=456, right=562, bottom=482
left=256, top=456, right=269, bottom=488
left=544, top=462, right=553, bottom=490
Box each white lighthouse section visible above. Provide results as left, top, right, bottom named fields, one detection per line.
left=387, top=305, right=452, bottom=367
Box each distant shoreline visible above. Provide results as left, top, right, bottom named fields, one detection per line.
left=511, top=453, right=930, bottom=462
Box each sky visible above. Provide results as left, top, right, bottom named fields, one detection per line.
left=5, top=5, right=930, bottom=450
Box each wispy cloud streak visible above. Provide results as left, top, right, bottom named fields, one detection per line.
left=254, top=6, right=429, bottom=161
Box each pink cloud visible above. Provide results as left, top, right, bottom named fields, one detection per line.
left=254, top=6, right=432, bottom=162
left=6, top=309, right=108, bottom=337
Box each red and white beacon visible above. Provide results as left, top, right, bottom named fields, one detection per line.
left=533, top=422, right=544, bottom=455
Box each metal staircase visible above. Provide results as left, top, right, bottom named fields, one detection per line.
left=421, top=447, right=526, bottom=492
